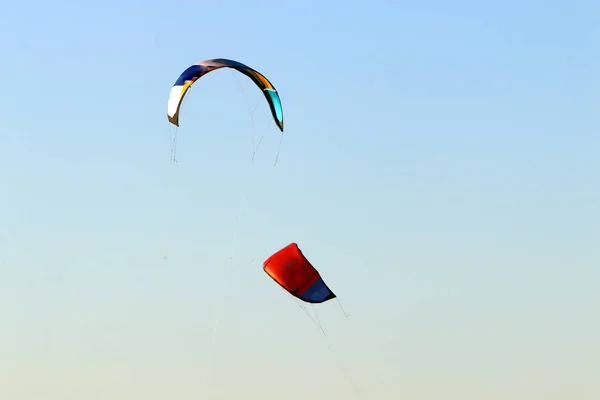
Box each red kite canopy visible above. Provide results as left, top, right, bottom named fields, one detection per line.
left=263, top=243, right=336, bottom=304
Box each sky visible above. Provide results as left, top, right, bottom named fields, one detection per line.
left=0, top=0, right=598, bottom=398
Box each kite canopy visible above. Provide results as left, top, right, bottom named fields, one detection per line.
left=167, top=58, right=284, bottom=131
left=263, top=243, right=336, bottom=304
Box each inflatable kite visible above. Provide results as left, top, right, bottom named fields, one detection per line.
left=263, top=243, right=336, bottom=304
left=167, top=58, right=284, bottom=130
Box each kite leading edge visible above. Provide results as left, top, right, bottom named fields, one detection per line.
left=167, top=58, right=284, bottom=131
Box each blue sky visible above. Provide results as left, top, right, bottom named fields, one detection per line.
left=0, top=1, right=598, bottom=399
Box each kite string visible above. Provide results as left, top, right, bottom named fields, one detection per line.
left=197, top=158, right=255, bottom=398
left=309, top=305, right=364, bottom=399
left=172, top=129, right=178, bottom=163
left=164, top=96, right=186, bottom=258
left=274, top=132, right=284, bottom=167
left=288, top=296, right=363, bottom=399
left=170, top=97, right=189, bottom=163
left=197, top=77, right=260, bottom=397
left=252, top=121, right=270, bottom=163
left=230, top=70, right=257, bottom=156
left=250, top=101, right=269, bottom=163
left=168, top=125, right=174, bottom=162
left=196, top=72, right=277, bottom=397
left=169, top=123, right=178, bottom=163
left=163, top=125, right=177, bottom=261
left=336, top=298, right=350, bottom=319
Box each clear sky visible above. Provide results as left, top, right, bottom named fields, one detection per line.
left=0, top=1, right=598, bottom=399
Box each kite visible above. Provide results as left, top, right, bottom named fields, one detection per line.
left=167, top=58, right=284, bottom=130
left=263, top=243, right=336, bottom=304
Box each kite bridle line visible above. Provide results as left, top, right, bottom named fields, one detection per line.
left=310, top=304, right=363, bottom=399
left=282, top=292, right=363, bottom=399
left=228, top=68, right=287, bottom=167
left=162, top=123, right=177, bottom=264
left=162, top=93, right=188, bottom=261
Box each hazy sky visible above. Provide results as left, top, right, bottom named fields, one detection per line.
left=1, top=1, right=598, bottom=399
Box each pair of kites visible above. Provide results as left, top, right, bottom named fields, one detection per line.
left=166, top=58, right=336, bottom=305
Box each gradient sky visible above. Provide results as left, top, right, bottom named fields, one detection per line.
left=1, top=1, right=598, bottom=399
